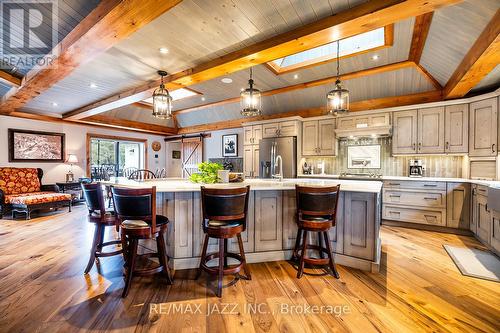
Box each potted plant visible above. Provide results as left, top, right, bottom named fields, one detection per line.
left=189, top=162, right=224, bottom=184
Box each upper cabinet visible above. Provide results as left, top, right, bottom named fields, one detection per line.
left=262, top=120, right=299, bottom=138
left=302, top=119, right=336, bottom=156
left=392, top=110, right=418, bottom=154
left=444, top=104, right=469, bottom=153
left=469, top=98, right=498, bottom=157
left=418, top=107, right=445, bottom=154
left=243, top=125, right=262, bottom=145
left=335, top=113, right=391, bottom=138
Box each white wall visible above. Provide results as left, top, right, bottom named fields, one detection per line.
left=165, top=142, right=182, bottom=177
left=0, top=115, right=166, bottom=184
left=203, top=128, right=244, bottom=160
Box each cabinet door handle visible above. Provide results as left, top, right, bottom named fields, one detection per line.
left=388, top=183, right=401, bottom=186
left=486, top=204, right=489, bottom=212
left=412, top=143, right=416, bottom=150
left=445, top=142, right=449, bottom=150
left=492, top=144, right=496, bottom=153
left=389, top=195, right=401, bottom=197
left=424, top=184, right=437, bottom=187
left=418, top=142, right=422, bottom=150
left=424, top=197, right=438, bottom=200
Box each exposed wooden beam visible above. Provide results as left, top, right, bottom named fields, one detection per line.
left=175, top=61, right=415, bottom=115
left=444, top=9, right=500, bottom=99
left=77, top=115, right=177, bottom=135
left=414, top=63, right=442, bottom=90
left=409, top=12, right=434, bottom=63
left=0, top=0, right=182, bottom=115
left=63, top=0, right=461, bottom=120
left=178, top=90, right=443, bottom=134
left=0, top=70, right=22, bottom=88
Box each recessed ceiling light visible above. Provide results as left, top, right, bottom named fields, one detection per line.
left=221, top=78, right=233, bottom=84
left=293, top=74, right=299, bottom=79
left=201, top=97, right=206, bottom=101
left=51, top=102, right=58, bottom=107
left=89, top=82, right=98, bottom=88
left=372, top=55, right=379, bottom=60
left=159, top=47, right=169, bottom=54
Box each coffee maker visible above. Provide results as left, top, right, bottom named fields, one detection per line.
left=408, top=159, right=424, bottom=177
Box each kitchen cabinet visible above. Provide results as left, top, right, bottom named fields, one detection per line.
left=243, top=125, right=262, bottom=145
left=392, top=110, right=418, bottom=154
left=471, top=185, right=478, bottom=233
left=444, top=104, right=468, bottom=153
left=302, top=119, right=336, bottom=156
left=254, top=190, right=282, bottom=251
left=469, top=98, right=498, bottom=157
left=491, top=210, right=500, bottom=254
left=243, top=145, right=259, bottom=178
left=446, top=182, right=470, bottom=229
left=262, top=120, right=299, bottom=138
left=476, top=193, right=491, bottom=245
left=418, top=107, right=445, bottom=153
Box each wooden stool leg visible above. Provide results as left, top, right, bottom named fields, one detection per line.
left=122, top=238, right=138, bottom=298
left=196, top=234, right=209, bottom=280
left=323, top=231, right=340, bottom=279
left=84, top=224, right=103, bottom=274
left=297, top=230, right=308, bottom=279
left=157, top=231, right=173, bottom=284
left=216, top=238, right=224, bottom=297
left=237, top=234, right=251, bottom=280
left=318, top=232, right=325, bottom=259
left=223, top=238, right=228, bottom=268
left=97, top=224, right=106, bottom=252
left=292, top=228, right=302, bottom=261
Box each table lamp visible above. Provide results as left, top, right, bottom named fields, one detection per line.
left=66, top=154, right=78, bottom=182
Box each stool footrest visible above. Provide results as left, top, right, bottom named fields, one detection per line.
left=201, top=252, right=243, bottom=276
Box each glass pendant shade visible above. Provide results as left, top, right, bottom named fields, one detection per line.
left=152, top=70, right=173, bottom=119
left=241, top=68, right=262, bottom=116
left=327, top=79, right=349, bottom=116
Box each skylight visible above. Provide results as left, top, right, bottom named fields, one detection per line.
left=267, top=26, right=390, bottom=75
left=142, top=88, right=199, bottom=104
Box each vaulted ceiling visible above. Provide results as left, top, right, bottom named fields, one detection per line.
left=0, top=0, right=498, bottom=135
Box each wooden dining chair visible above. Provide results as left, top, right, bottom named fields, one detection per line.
left=128, top=169, right=156, bottom=180
left=111, top=186, right=173, bottom=297
left=81, top=182, right=122, bottom=274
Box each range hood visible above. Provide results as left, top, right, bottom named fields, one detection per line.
left=335, top=112, right=392, bottom=138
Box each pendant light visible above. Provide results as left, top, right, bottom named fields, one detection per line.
left=152, top=70, right=173, bottom=119
left=240, top=67, right=262, bottom=117
left=327, top=40, right=349, bottom=116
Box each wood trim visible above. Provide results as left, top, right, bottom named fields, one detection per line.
left=175, top=61, right=415, bottom=115
left=0, top=0, right=182, bottom=115
left=78, top=115, right=177, bottom=135
left=63, top=0, right=460, bottom=120
left=85, top=133, right=148, bottom=177
left=444, top=9, right=500, bottom=99
left=409, top=12, right=434, bottom=63
left=414, top=62, right=442, bottom=90
left=0, top=70, right=22, bottom=87
left=177, top=90, right=443, bottom=134
left=265, top=24, right=394, bottom=76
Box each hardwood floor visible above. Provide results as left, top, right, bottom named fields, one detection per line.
left=0, top=206, right=499, bottom=333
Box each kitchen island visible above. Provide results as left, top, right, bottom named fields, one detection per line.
left=106, top=178, right=382, bottom=272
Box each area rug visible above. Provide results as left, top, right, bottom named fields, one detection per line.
left=443, top=245, right=500, bottom=282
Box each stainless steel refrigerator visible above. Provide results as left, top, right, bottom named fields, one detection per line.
left=259, top=136, right=297, bottom=178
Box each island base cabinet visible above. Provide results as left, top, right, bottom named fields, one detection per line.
left=282, top=191, right=344, bottom=254
left=476, top=194, right=491, bottom=245
left=343, top=192, right=377, bottom=261
left=491, top=211, right=500, bottom=254
left=255, top=191, right=283, bottom=252
left=446, top=183, right=470, bottom=229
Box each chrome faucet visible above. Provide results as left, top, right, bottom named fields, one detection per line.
left=273, top=154, right=283, bottom=181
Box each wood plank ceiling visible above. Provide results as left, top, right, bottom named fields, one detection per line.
left=1, top=0, right=499, bottom=135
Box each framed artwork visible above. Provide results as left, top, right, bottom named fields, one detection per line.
left=222, top=134, right=238, bottom=157
left=8, top=129, right=65, bottom=162
left=172, top=150, right=181, bottom=159
left=347, top=145, right=381, bottom=169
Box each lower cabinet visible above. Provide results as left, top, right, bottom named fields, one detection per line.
left=343, top=192, right=376, bottom=260
left=446, top=183, right=470, bottom=229
left=476, top=193, right=491, bottom=245
left=491, top=210, right=500, bottom=253
left=254, top=190, right=283, bottom=251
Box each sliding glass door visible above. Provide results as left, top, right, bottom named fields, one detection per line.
left=89, top=137, right=145, bottom=178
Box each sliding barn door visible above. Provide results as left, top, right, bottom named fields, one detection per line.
left=181, top=137, right=203, bottom=178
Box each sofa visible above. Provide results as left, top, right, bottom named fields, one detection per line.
left=0, top=167, right=72, bottom=220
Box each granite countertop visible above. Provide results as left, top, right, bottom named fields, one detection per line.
left=298, top=174, right=500, bottom=187
left=104, top=177, right=383, bottom=193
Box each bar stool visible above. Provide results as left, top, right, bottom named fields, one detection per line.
left=81, top=182, right=122, bottom=274
left=111, top=186, right=173, bottom=297
left=292, top=184, right=341, bottom=279
left=196, top=186, right=251, bottom=297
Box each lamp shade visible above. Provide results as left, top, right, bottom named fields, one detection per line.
left=66, top=154, right=78, bottom=163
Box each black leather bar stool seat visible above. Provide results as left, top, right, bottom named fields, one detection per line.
left=112, top=186, right=173, bottom=297
left=292, top=184, right=341, bottom=279
left=81, top=182, right=122, bottom=274
left=196, top=186, right=251, bottom=297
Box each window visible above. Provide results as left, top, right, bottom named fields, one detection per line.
left=266, top=25, right=393, bottom=75
left=87, top=134, right=147, bottom=178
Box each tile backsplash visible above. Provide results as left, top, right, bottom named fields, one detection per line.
left=301, top=137, right=464, bottom=178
